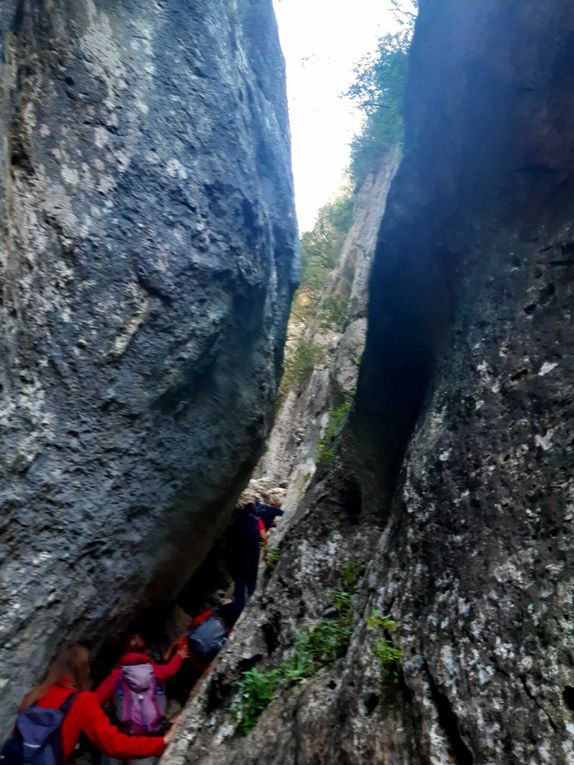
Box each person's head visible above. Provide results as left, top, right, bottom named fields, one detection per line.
left=22, top=641, right=91, bottom=708
left=268, top=497, right=282, bottom=510
left=124, top=633, right=147, bottom=653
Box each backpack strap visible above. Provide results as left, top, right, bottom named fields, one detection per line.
left=58, top=692, right=78, bottom=716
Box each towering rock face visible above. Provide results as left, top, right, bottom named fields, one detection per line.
left=255, top=151, right=399, bottom=518
left=352, top=0, right=574, bottom=760
left=0, top=0, right=297, bottom=731
left=165, top=1, right=574, bottom=763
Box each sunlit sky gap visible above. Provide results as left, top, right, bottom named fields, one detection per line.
left=273, top=0, right=403, bottom=232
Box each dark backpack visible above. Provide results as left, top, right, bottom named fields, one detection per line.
left=114, top=664, right=166, bottom=736
left=0, top=693, right=77, bottom=765
left=255, top=502, right=284, bottom=531
left=188, top=616, right=227, bottom=662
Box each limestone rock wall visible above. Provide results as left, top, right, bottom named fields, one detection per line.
left=164, top=0, right=574, bottom=762
left=0, top=0, right=297, bottom=732
left=254, top=151, right=399, bottom=520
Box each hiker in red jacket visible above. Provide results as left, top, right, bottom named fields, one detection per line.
left=18, top=642, right=168, bottom=763
left=95, top=633, right=188, bottom=707
left=95, top=634, right=188, bottom=765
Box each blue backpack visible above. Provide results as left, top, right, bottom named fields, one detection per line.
left=188, top=616, right=227, bottom=661
left=0, top=693, right=77, bottom=765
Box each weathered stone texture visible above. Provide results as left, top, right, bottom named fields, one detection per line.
left=165, top=0, right=574, bottom=762
left=0, top=0, right=297, bottom=732
left=352, top=0, right=574, bottom=756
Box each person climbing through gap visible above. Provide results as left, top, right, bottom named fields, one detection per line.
left=0, top=642, right=169, bottom=765
left=186, top=600, right=239, bottom=667
left=255, top=497, right=284, bottom=531
left=166, top=601, right=238, bottom=705
left=227, top=502, right=267, bottom=614
left=96, top=632, right=187, bottom=760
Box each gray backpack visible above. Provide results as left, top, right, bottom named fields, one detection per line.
left=188, top=616, right=227, bottom=661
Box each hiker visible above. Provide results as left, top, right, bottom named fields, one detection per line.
left=255, top=498, right=284, bottom=531
left=165, top=602, right=236, bottom=704
left=95, top=633, right=188, bottom=739
left=0, top=642, right=168, bottom=765
left=186, top=600, right=238, bottom=668
left=227, top=502, right=266, bottom=613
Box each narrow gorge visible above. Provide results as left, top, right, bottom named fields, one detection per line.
left=1, top=1, right=573, bottom=764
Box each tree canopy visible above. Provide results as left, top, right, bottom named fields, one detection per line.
left=347, top=2, right=417, bottom=181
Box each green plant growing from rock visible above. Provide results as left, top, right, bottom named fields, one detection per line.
left=316, top=392, right=355, bottom=466
left=233, top=564, right=360, bottom=735
left=265, top=545, right=280, bottom=572
left=318, top=293, right=349, bottom=331
left=281, top=340, right=325, bottom=393
left=233, top=667, right=283, bottom=736
left=367, top=610, right=403, bottom=687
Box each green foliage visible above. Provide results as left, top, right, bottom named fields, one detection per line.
left=300, top=192, right=354, bottom=287
left=280, top=189, right=354, bottom=398
left=233, top=667, right=283, bottom=736
left=347, top=2, right=417, bottom=182
left=367, top=610, right=403, bottom=687
left=233, top=566, right=360, bottom=735
left=316, top=392, right=355, bottom=467
left=265, top=546, right=280, bottom=572
left=282, top=341, right=325, bottom=392
left=296, top=189, right=353, bottom=306
left=318, top=293, right=349, bottom=331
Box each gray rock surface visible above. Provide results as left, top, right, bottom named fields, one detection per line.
left=164, top=0, right=574, bottom=762
left=0, top=0, right=297, bottom=732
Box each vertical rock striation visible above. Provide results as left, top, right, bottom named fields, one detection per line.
left=165, top=1, right=574, bottom=763
left=0, top=0, right=297, bottom=732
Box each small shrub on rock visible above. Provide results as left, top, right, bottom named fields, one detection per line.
left=265, top=546, right=280, bottom=571
left=316, top=393, right=354, bottom=466
left=367, top=610, right=403, bottom=687
left=282, top=341, right=325, bottom=392
left=233, top=565, right=360, bottom=735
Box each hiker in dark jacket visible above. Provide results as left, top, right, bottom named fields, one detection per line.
left=228, top=503, right=266, bottom=613
left=255, top=498, right=284, bottom=531
left=10, top=642, right=168, bottom=765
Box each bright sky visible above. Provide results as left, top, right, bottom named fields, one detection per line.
left=273, top=0, right=401, bottom=232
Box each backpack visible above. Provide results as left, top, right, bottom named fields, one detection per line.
left=188, top=616, right=227, bottom=662
left=0, top=693, right=77, bottom=765
left=114, top=664, right=166, bottom=736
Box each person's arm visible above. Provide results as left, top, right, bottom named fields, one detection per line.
left=79, top=692, right=166, bottom=759
left=153, top=646, right=187, bottom=682
left=258, top=518, right=268, bottom=548
left=94, top=668, right=120, bottom=706
left=163, top=640, right=179, bottom=661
